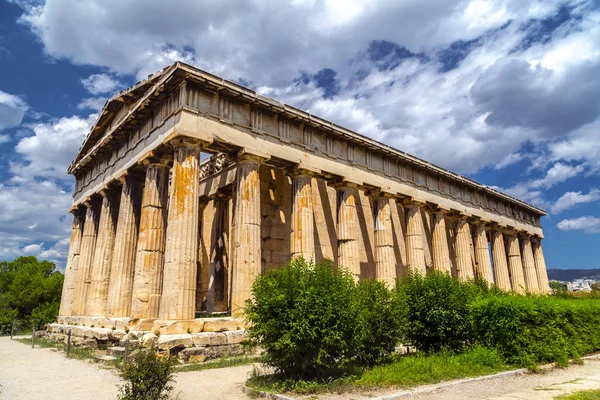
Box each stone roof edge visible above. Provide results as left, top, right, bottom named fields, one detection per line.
left=70, top=61, right=547, bottom=217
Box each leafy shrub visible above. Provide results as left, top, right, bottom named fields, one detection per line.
left=354, top=279, right=403, bottom=365
left=245, top=257, right=360, bottom=379
left=0, top=308, right=19, bottom=335
left=395, top=271, right=482, bottom=352
left=472, top=296, right=600, bottom=367
left=118, top=349, right=175, bottom=400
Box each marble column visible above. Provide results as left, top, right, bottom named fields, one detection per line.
left=532, top=238, right=551, bottom=294
left=231, top=153, right=264, bottom=315
left=106, top=174, right=142, bottom=317
left=336, top=182, right=361, bottom=280
left=473, top=222, right=494, bottom=284
left=490, top=228, right=511, bottom=291
left=521, top=235, right=540, bottom=294
left=455, top=216, right=475, bottom=281
left=159, top=139, right=202, bottom=320
left=58, top=208, right=85, bottom=317
left=431, top=210, right=451, bottom=274
left=72, top=199, right=100, bottom=315
left=405, top=201, right=426, bottom=275
left=505, top=231, right=526, bottom=294
left=86, top=188, right=119, bottom=316
left=291, top=169, right=315, bottom=262
left=373, top=192, right=396, bottom=287
left=131, top=161, right=169, bottom=319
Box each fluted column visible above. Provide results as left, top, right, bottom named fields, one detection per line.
left=373, top=192, right=396, bottom=287
left=473, top=222, right=494, bottom=284
left=490, top=228, right=511, bottom=291
left=405, top=201, right=426, bottom=274
left=58, top=208, right=85, bottom=316
left=72, top=199, right=100, bottom=315
left=335, top=182, right=360, bottom=280
left=454, top=216, right=474, bottom=281
left=532, top=238, right=551, bottom=293
left=159, top=139, right=202, bottom=320
left=86, top=188, right=119, bottom=316
left=291, top=169, right=315, bottom=261
left=231, top=153, right=264, bottom=315
left=106, top=174, right=142, bottom=317
left=131, top=161, right=169, bottom=318
left=505, top=231, right=526, bottom=294
left=431, top=210, right=451, bottom=273
left=520, top=235, right=540, bottom=294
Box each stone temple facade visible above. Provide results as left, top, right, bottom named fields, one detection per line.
left=57, top=61, right=550, bottom=329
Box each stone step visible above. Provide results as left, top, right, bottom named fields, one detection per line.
left=95, top=355, right=118, bottom=362
left=106, top=346, right=126, bottom=356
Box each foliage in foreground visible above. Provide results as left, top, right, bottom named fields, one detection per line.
left=247, top=346, right=510, bottom=394
left=0, top=256, right=64, bottom=333
left=118, top=349, right=175, bottom=400
left=246, top=259, right=600, bottom=390
left=245, top=258, right=402, bottom=379
left=555, top=389, right=600, bottom=400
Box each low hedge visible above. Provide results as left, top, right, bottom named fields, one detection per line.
left=472, top=296, right=600, bottom=367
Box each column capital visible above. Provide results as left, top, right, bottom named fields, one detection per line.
left=425, top=204, right=451, bottom=215
left=330, top=177, right=361, bottom=190
left=168, top=136, right=208, bottom=150
left=237, top=147, right=270, bottom=163
left=367, top=188, right=395, bottom=199
left=291, top=164, right=320, bottom=177
left=401, top=198, right=426, bottom=208
left=69, top=204, right=86, bottom=216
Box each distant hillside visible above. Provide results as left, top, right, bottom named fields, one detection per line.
left=547, top=269, right=600, bottom=281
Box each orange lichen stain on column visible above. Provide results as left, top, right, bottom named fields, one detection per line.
left=172, top=152, right=197, bottom=217
left=241, top=168, right=259, bottom=202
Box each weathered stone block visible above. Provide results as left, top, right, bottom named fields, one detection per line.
left=113, top=318, right=134, bottom=331
left=141, top=333, right=158, bottom=348
left=131, top=318, right=156, bottom=331
left=109, top=330, right=126, bottom=342
left=156, top=319, right=205, bottom=335
left=178, top=344, right=245, bottom=362
left=202, top=318, right=238, bottom=332
left=157, top=334, right=193, bottom=350
left=191, top=332, right=226, bottom=347
left=225, top=330, right=247, bottom=345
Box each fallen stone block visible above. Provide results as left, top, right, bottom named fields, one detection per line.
left=202, top=318, right=238, bottom=332
left=157, top=334, right=193, bottom=351
left=191, top=332, right=227, bottom=347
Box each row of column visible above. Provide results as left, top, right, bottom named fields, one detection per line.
left=287, top=180, right=551, bottom=295
left=59, top=143, right=552, bottom=321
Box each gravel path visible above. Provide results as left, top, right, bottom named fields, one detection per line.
left=0, top=336, right=253, bottom=400
left=2, top=336, right=600, bottom=400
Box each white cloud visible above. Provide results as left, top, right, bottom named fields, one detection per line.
left=557, top=216, right=600, bottom=233
left=550, top=189, right=600, bottom=214
left=77, top=97, right=106, bottom=111
left=81, top=73, right=121, bottom=95
left=11, top=114, right=96, bottom=180
left=0, top=134, right=10, bottom=144
left=529, top=162, right=585, bottom=189
left=0, top=90, right=28, bottom=130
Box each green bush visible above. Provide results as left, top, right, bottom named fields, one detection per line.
left=395, top=271, right=482, bottom=353
left=354, top=279, right=403, bottom=365
left=118, top=349, right=175, bottom=400
left=472, top=296, right=600, bottom=367
left=245, top=258, right=360, bottom=379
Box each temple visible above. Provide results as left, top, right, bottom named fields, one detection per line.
left=57, top=61, right=550, bottom=327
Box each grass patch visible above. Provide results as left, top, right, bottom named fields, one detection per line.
left=247, top=346, right=514, bottom=395
left=16, top=336, right=99, bottom=362
left=555, top=389, right=600, bottom=400
left=174, top=356, right=256, bottom=373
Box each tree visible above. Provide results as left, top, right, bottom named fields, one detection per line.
left=0, top=256, right=64, bottom=332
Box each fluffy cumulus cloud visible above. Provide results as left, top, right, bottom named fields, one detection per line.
left=557, top=216, right=600, bottom=233
left=0, top=114, right=96, bottom=268
left=551, top=189, right=600, bottom=214
left=15, top=0, right=600, bottom=177
left=81, top=73, right=121, bottom=95
left=0, top=90, right=28, bottom=131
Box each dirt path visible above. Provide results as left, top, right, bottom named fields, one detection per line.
left=0, top=336, right=253, bottom=400
left=2, top=336, right=600, bottom=400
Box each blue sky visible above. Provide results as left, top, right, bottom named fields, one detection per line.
left=0, top=0, right=598, bottom=270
